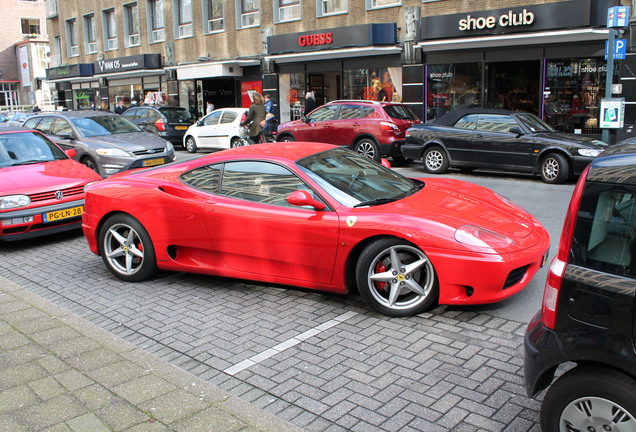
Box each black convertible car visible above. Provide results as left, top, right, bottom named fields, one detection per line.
left=401, top=109, right=607, bottom=183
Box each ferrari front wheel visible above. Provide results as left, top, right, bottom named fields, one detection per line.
left=356, top=238, right=438, bottom=317
left=99, top=214, right=157, bottom=282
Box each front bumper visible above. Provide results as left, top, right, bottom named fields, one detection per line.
left=0, top=198, right=85, bottom=241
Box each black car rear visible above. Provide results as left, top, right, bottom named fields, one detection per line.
left=524, top=144, right=636, bottom=430
left=121, top=106, right=193, bottom=146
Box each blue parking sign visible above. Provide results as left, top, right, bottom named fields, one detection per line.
left=605, top=39, right=627, bottom=60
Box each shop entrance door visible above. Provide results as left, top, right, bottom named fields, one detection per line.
left=486, top=60, right=540, bottom=115
left=307, top=73, right=340, bottom=105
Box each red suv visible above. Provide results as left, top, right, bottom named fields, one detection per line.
left=276, top=100, right=420, bottom=163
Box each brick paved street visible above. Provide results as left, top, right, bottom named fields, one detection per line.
left=0, top=227, right=546, bottom=431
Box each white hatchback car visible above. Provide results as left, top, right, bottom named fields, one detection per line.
left=183, top=108, right=249, bottom=153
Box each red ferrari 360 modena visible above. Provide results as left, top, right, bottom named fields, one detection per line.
left=1, top=128, right=102, bottom=241
left=82, top=142, right=550, bottom=317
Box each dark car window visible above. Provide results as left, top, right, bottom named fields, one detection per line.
left=159, top=107, right=192, bottom=122
left=32, top=117, right=55, bottom=134
left=517, top=113, right=556, bottom=133
left=51, top=119, right=74, bottom=136
left=121, top=108, right=142, bottom=120
left=70, top=115, right=142, bottom=136
left=454, top=114, right=479, bottom=130
left=383, top=105, right=418, bottom=121
left=220, top=111, right=238, bottom=124
left=202, top=111, right=222, bottom=126
left=0, top=131, right=66, bottom=167
left=146, top=109, right=161, bottom=120
left=338, top=105, right=362, bottom=120
left=220, top=161, right=315, bottom=207
left=308, top=105, right=338, bottom=122
left=476, top=114, right=518, bottom=133
left=23, top=117, right=41, bottom=130
left=571, top=182, right=636, bottom=278
left=181, top=164, right=222, bottom=193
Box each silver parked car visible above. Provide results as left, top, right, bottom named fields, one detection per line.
left=23, top=111, right=176, bottom=177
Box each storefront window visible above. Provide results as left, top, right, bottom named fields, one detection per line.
left=279, top=73, right=305, bottom=122
left=109, top=83, right=143, bottom=111
left=426, top=63, right=482, bottom=120
left=544, top=58, right=608, bottom=134
left=342, top=68, right=401, bottom=102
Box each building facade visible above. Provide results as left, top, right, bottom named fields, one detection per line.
left=43, top=0, right=634, bottom=139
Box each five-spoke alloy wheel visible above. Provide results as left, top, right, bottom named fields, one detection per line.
left=356, top=238, right=438, bottom=317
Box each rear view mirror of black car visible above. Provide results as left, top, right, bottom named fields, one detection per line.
left=509, top=126, right=524, bottom=136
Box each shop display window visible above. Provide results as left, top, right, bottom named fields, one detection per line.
left=426, top=63, right=482, bottom=120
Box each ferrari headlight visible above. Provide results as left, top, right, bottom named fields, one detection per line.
left=455, top=225, right=514, bottom=249
left=578, top=148, right=602, bottom=157
left=0, top=195, right=31, bottom=209
left=96, top=148, right=131, bottom=157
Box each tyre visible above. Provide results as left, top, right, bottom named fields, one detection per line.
left=81, top=156, right=98, bottom=173
left=541, top=366, right=636, bottom=432
left=540, top=152, right=569, bottom=184
left=277, top=135, right=295, bottom=142
left=423, top=146, right=450, bottom=174
left=231, top=137, right=248, bottom=148
left=354, top=138, right=381, bottom=162
left=356, top=238, right=438, bottom=317
left=99, top=214, right=157, bottom=282
left=185, top=136, right=198, bottom=153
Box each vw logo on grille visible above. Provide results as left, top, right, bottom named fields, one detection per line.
left=55, top=190, right=64, bottom=200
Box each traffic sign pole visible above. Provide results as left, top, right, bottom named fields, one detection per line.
left=602, top=28, right=617, bottom=144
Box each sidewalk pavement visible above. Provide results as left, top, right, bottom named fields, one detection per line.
left=0, top=276, right=304, bottom=432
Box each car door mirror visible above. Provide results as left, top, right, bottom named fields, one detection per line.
left=509, top=126, right=524, bottom=136
left=288, top=190, right=325, bottom=210
left=196, top=120, right=204, bottom=126
left=58, top=132, right=76, bottom=140
left=302, top=116, right=312, bottom=124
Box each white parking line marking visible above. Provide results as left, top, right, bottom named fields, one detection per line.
left=223, top=311, right=359, bottom=376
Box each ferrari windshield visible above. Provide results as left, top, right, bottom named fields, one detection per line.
left=71, top=115, right=142, bottom=137
left=297, top=148, right=421, bottom=207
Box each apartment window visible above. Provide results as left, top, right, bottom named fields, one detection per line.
left=275, top=0, right=300, bottom=23
left=367, top=0, right=400, bottom=8
left=20, top=17, right=41, bottom=35
left=46, top=0, right=58, bottom=18
left=65, top=19, right=79, bottom=57
left=124, top=3, right=141, bottom=46
left=103, top=8, right=117, bottom=51
left=318, top=0, right=346, bottom=16
left=51, top=35, right=62, bottom=67
left=83, top=14, right=97, bottom=54
left=175, top=0, right=193, bottom=38
left=204, top=0, right=224, bottom=33
left=238, top=0, right=259, bottom=28
left=148, top=0, right=165, bottom=43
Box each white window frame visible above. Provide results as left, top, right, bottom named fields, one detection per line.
left=203, top=0, right=224, bottom=34
left=83, top=13, right=97, bottom=54
left=317, top=0, right=347, bottom=17
left=236, top=0, right=260, bottom=29
left=365, top=0, right=400, bottom=9
left=274, top=0, right=300, bottom=23
left=102, top=8, right=118, bottom=51
left=124, top=2, right=141, bottom=47
left=147, top=0, right=165, bottom=43
left=65, top=18, right=79, bottom=57
left=175, top=0, right=193, bottom=38
left=51, top=35, right=62, bottom=67
left=20, top=17, right=42, bottom=36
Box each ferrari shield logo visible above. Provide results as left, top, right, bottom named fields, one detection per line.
left=346, top=216, right=357, bottom=227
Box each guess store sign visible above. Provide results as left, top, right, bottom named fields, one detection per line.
left=268, top=23, right=396, bottom=55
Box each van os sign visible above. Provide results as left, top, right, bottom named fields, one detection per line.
left=458, top=9, right=535, bottom=31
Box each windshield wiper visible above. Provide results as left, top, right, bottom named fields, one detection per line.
left=11, top=160, right=42, bottom=166
left=353, top=197, right=399, bottom=208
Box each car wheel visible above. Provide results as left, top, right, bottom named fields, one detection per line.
left=231, top=137, right=248, bottom=148
left=354, top=138, right=381, bottom=162
left=391, top=155, right=413, bottom=166
left=540, top=153, right=569, bottom=184
left=356, top=238, right=438, bottom=317
left=185, top=136, right=198, bottom=153
left=541, top=366, right=636, bottom=432
left=277, top=135, right=295, bottom=142
left=81, top=156, right=98, bottom=173
left=99, top=214, right=157, bottom=282
left=423, top=146, right=449, bottom=174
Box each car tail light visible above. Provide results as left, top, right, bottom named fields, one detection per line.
left=380, top=121, right=399, bottom=132
left=155, top=119, right=166, bottom=131
left=541, top=165, right=589, bottom=329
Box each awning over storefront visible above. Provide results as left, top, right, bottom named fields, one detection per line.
left=416, top=28, right=610, bottom=52
left=264, top=46, right=402, bottom=64
left=168, top=59, right=260, bottom=80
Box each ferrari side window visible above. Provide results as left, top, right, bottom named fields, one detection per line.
left=221, top=161, right=319, bottom=208
left=181, top=164, right=221, bottom=193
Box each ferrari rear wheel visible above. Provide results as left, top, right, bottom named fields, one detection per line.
left=99, top=214, right=157, bottom=282
left=356, top=238, right=438, bottom=317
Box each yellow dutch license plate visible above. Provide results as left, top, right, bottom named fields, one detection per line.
left=44, top=205, right=84, bottom=223
left=175, top=125, right=188, bottom=130
left=143, top=158, right=165, bottom=167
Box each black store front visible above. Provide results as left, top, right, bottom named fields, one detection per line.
left=417, top=0, right=620, bottom=137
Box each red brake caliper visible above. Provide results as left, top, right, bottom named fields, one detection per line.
left=374, top=261, right=387, bottom=292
